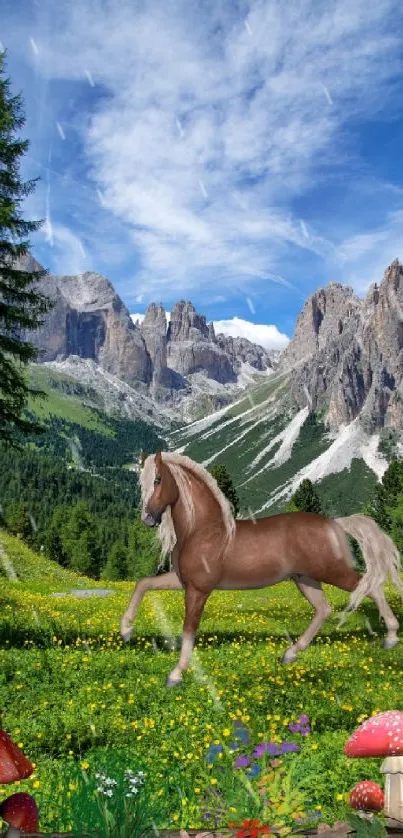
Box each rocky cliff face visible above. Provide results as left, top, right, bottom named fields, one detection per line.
left=279, top=282, right=361, bottom=371
left=21, top=267, right=152, bottom=390
left=166, top=301, right=237, bottom=384
left=279, top=259, right=403, bottom=431
left=216, top=334, right=274, bottom=372
left=18, top=258, right=271, bottom=406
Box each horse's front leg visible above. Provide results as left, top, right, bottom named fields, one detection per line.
left=120, top=571, right=183, bottom=641
left=166, top=584, right=209, bottom=687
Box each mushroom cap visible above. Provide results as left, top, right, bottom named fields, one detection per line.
left=0, top=792, right=39, bottom=832
left=344, top=711, right=403, bottom=758
left=0, top=730, right=34, bottom=784
left=349, top=780, right=384, bottom=812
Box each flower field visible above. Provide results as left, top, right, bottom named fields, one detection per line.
left=1, top=531, right=403, bottom=835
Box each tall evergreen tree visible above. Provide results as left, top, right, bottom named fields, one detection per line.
left=61, top=502, right=100, bottom=577
left=101, top=540, right=128, bottom=582
left=287, top=478, right=323, bottom=514
left=364, top=459, right=403, bottom=531
left=5, top=500, right=34, bottom=543
left=209, top=463, right=240, bottom=517
left=0, top=50, right=52, bottom=444
left=126, top=515, right=160, bottom=579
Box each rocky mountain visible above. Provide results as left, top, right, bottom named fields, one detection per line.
left=18, top=255, right=274, bottom=420
left=280, top=259, right=403, bottom=433
left=216, top=333, right=276, bottom=373
left=12, top=252, right=403, bottom=517
left=171, top=258, right=403, bottom=517
left=21, top=264, right=152, bottom=390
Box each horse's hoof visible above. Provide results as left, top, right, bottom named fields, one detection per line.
left=383, top=636, right=399, bottom=650
left=121, top=626, right=133, bottom=643
left=166, top=676, right=182, bottom=688
left=281, top=649, right=297, bottom=664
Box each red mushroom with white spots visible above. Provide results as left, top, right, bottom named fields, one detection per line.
left=344, top=710, right=403, bottom=822
left=0, top=729, right=38, bottom=835
left=349, top=780, right=384, bottom=815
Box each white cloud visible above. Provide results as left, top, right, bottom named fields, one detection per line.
left=131, top=312, right=288, bottom=350
left=13, top=0, right=402, bottom=299
left=214, top=317, right=289, bottom=350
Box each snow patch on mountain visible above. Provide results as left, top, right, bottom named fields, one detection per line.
left=253, top=419, right=388, bottom=515
left=268, top=407, right=310, bottom=468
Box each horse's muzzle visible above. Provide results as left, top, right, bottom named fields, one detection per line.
left=142, top=512, right=161, bottom=527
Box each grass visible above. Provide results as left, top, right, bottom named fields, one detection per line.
left=0, top=531, right=402, bottom=834
left=28, top=366, right=113, bottom=435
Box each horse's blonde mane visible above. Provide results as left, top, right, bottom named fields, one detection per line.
left=140, top=452, right=236, bottom=565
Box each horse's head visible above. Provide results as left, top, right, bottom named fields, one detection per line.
left=142, top=451, right=179, bottom=527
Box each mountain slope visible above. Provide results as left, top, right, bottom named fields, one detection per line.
left=168, top=375, right=384, bottom=517
left=167, top=258, right=403, bottom=517
left=13, top=253, right=403, bottom=520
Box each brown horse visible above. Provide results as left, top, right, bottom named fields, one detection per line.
left=121, top=451, right=403, bottom=687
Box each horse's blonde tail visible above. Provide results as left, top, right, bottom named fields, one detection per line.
left=335, top=514, right=403, bottom=624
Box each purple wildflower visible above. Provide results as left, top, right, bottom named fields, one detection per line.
left=280, top=742, right=300, bottom=753
left=288, top=723, right=301, bottom=733
left=299, top=714, right=309, bottom=724
left=253, top=743, right=272, bottom=759
left=260, top=741, right=280, bottom=756
left=234, top=755, right=250, bottom=768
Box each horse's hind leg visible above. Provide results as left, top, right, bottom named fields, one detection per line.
left=120, top=571, right=183, bottom=641
left=369, top=586, right=400, bottom=649
left=281, top=574, right=332, bottom=664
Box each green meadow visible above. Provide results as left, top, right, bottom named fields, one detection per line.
left=1, top=530, right=402, bottom=834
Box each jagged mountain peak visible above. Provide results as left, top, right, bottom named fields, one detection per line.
left=278, top=255, right=403, bottom=432
left=279, top=280, right=361, bottom=372
left=13, top=252, right=45, bottom=274
left=142, top=302, right=167, bottom=325
left=53, top=271, right=119, bottom=312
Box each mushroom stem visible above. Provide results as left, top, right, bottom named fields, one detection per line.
left=380, top=755, right=403, bottom=821
left=5, top=828, right=21, bottom=838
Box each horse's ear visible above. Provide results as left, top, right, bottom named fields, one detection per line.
left=139, top=450, right=147, bottom=467
left=155, top=451, right=162, bottom=467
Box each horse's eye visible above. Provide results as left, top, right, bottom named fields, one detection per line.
left=154, top=476, right=161, bottom=486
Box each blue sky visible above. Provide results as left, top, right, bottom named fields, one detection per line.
left=2, top=0, right=403, bottom=349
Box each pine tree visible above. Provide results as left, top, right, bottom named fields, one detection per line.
left=364, top=459, right=403, bottom=531
left=209, top=463, right=240, bottom=517
left=126, top=514, right=160, bottom=579
left=5, top=500, right=34, bottom=542
left=0, top=50, right=52, bottom=444
left=287, top=478, right=323, bottom=514
left=45, top=506, right=70, bottom=567
left=101, top=540, right=128, bottom=581
left=61, top=502, right=100, bottom=577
